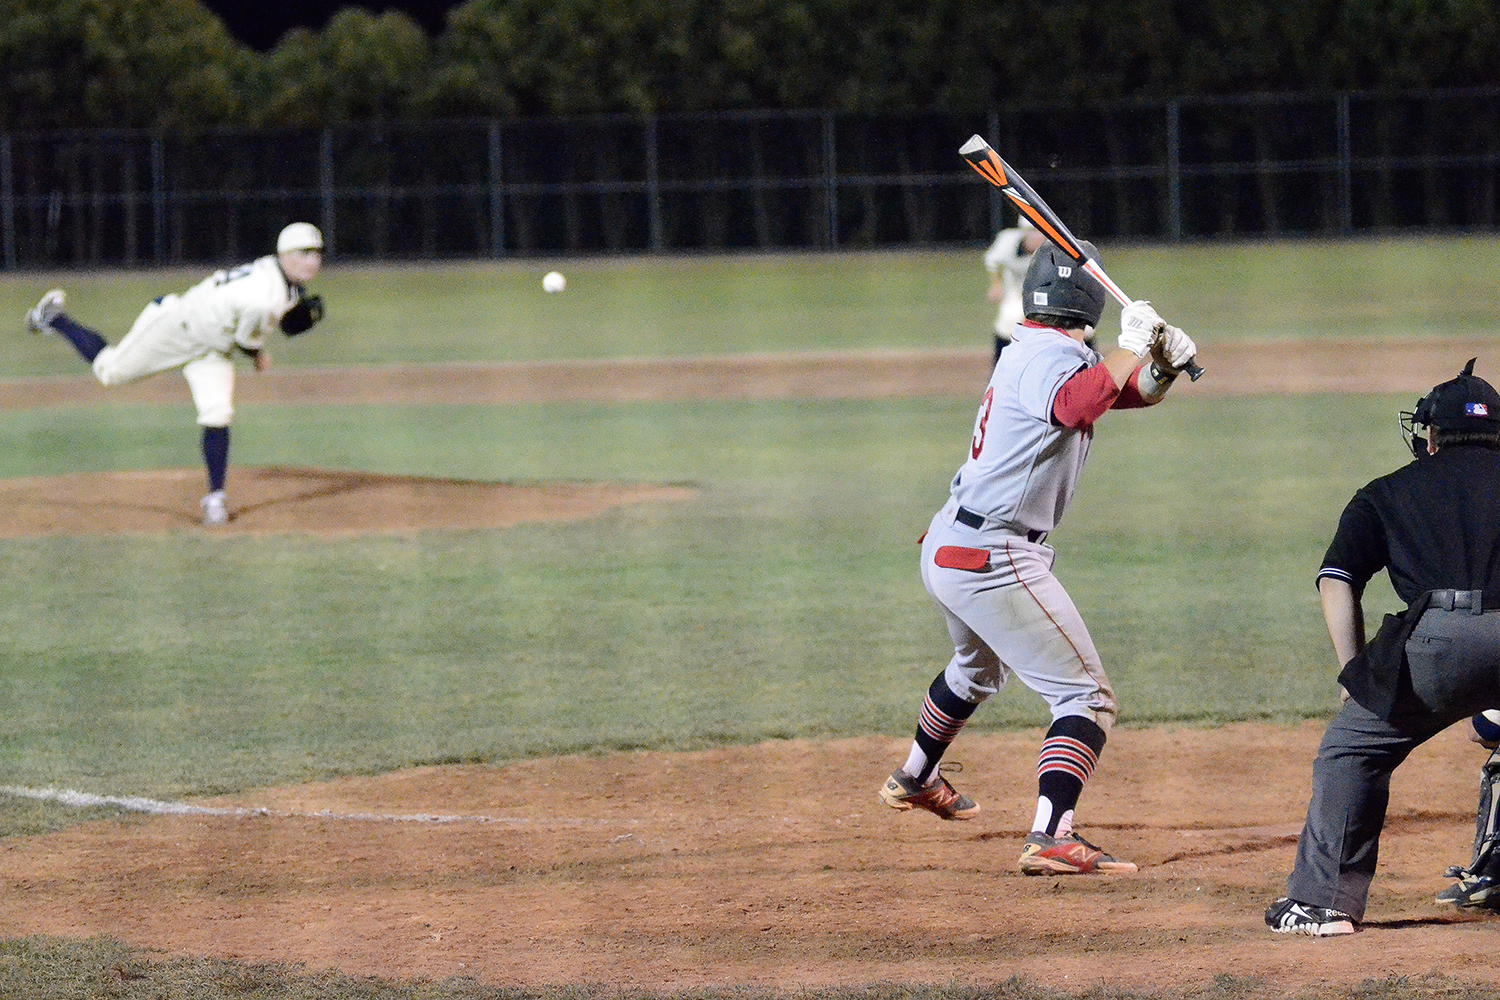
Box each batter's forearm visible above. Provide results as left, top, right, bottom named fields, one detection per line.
left=1113, top=364, right=1176, bottom=408
left=1100, top=348, right=1142, bottom=390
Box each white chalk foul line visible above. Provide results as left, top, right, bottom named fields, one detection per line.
left=0, top=785, right=543, bottom=825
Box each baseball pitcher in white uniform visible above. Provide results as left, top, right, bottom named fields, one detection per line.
left=879, top=240, right=1197, bottom=875
left=25, top=223, right=326, bottom=526
left=983, top=217, right=1044, bottom=364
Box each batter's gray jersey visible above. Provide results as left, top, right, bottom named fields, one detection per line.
left=949, top=324, right=1099, bottom=535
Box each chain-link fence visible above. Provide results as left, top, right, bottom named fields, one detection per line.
left=4, top=87, right=1499, bottom=268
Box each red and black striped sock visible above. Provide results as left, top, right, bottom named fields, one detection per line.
left=1034, top=715, right=1106, bottom=836
left=905, top=672, right=979, bottom=784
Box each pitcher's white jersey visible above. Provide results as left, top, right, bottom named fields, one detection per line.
left=949, top=324, right=1099, bottom=535
left=177, top=255, right=300, bottom=354
left=985, top=228, right=1034, bottom=283
left=92, top=255, right=298, bottom=391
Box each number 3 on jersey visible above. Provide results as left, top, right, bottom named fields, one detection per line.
left=970, top=387, right=994, bottom=459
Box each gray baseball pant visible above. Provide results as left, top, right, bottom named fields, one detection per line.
left=1286, top=607, right=1500, bottom=920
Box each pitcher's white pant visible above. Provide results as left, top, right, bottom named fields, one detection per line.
left=90, top=296, right=235, bottom=426
left=920, top=504, right=1117, bottom=729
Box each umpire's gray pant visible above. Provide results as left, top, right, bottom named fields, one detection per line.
left=1286, top=608, right=1500, bottom=921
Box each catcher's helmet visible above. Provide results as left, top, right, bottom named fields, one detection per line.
left=1400, top=358, right=1500, bottom=457
left=1022, top=242, right=1106, bottom=329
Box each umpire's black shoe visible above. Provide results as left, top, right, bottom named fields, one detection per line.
left=1264, top=897, right=1356, bottom=936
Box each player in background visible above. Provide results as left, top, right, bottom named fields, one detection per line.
left=983, top=217, right=1044, bottom=364
left=878, top=241, right=1197, bottom=875
left=25, top=222, right=326, bottom=526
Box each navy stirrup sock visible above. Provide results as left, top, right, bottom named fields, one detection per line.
left=201, top=426, right=230, bottom=493
left=51, top=315, right=107, bottom=364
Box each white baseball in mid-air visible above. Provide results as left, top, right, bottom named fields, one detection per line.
left=542, top=271, right=566, bottom=294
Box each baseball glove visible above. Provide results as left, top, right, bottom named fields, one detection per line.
left=281, top=293, right=324, bottom=336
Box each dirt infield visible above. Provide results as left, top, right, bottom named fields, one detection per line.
left=2, top=339, right=1499, bottom=993
left=1, top=726, right=1495, bottom=992
left=0, top=466, right=696, bottom=536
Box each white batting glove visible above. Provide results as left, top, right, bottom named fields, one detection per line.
left=1118, top=300, right=1161, bottom=357
left=1154, top=325, right=1196, bottom=371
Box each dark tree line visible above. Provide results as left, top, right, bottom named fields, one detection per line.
left=6, top=0, right=1500, bottom=129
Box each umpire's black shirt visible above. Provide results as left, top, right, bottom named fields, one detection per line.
left=1318, top=445, right=1500, bottom=604
left=1318, top=445, right=1500, bottom=718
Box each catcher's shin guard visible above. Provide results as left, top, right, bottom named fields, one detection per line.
left=1439, top=747, right=1500, bottom=907
left=1472, top=746, right=1500, bottom=876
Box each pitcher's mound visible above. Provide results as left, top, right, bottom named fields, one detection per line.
left=0, top=467, right=697, bottom=536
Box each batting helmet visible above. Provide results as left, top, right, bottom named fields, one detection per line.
left=1022, top=242, right=1106, bottom=329
left=1400, top=358, right=1500, bottom=457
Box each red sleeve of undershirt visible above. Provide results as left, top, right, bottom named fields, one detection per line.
left=1112, top=365, right=1153, bottom=409
left=1053, top=364, right=1156, bottom=427
left=1051, top=364, right=1120, bottom=429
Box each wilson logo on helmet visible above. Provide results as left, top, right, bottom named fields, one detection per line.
left=1021, top=242, right=1106, bottom=328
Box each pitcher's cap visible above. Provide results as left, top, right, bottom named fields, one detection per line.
left=277, top=222, right=323, bottom=254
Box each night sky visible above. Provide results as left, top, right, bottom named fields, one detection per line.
left=202, top=1, right=468, bottom=50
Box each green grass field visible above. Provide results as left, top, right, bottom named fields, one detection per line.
left=0, top=237, right=1477, bottom=808
left=7, top=234, right=1500, bottom=376
left=0, top=235, right=1495, bottom=997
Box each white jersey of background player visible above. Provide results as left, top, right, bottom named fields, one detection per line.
left=24, top=222, right=325, bottom=526
left=879, top=241, right=1197, bottom=877
left=983, top=217, right=1044, bottom=364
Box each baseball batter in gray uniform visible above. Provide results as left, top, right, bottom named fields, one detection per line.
left=879, top=241, right=1197, bottom=875
left=25, top=223, right=325, bottom=526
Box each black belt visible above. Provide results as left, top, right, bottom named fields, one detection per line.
left=955, top=506, right=1047, bottom=544
left=1421, top=589, right=1500, bottom=613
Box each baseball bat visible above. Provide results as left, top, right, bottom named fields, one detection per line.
left=959, top=135, right=1204, bottom=381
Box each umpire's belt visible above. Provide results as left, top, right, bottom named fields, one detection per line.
left=955, top=506, right=1047, bottom=544
left=1421, top=589, right=1500, bottom=613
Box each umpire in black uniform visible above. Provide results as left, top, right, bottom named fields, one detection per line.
left=1267, top=359, right=1500, bottom=936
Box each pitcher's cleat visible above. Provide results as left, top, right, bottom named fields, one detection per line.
left=26, top=289, right=65, bottom=333
left=200, top=490, right=229, bottom=526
